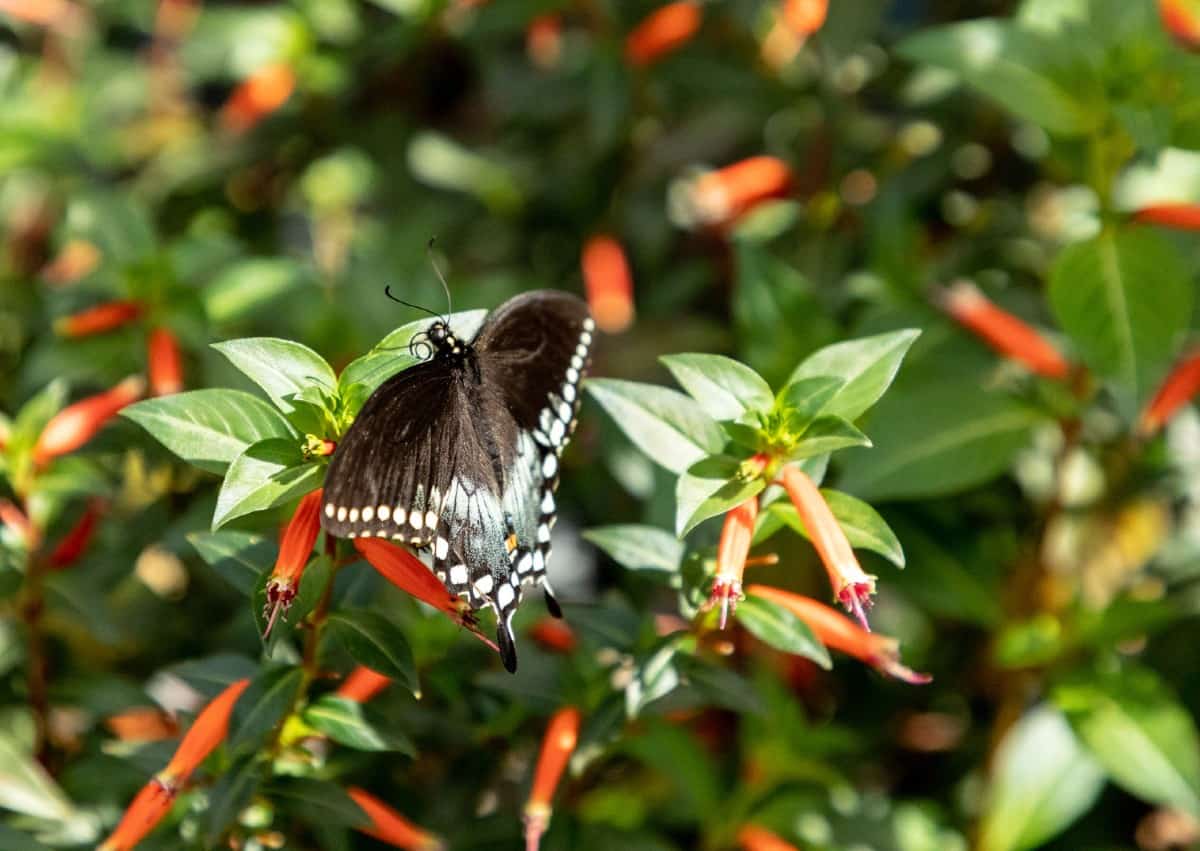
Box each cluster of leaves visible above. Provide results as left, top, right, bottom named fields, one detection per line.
left=3, top=0, right=1200, bottom=850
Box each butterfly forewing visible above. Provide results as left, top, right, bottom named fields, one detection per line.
left=320, top=290, right=594, bottom=673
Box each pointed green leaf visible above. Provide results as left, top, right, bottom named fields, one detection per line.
left=737, top=594, right=832, bottom=669
left=230, top=665, right=304, bottom=752
left=582, top=525, right=684, bottom=574
left=338, top=309, right=488, bottom=397
left=791, top=416, right=871, bottom=458
left=213, top=438, right=322, bottom=530
left=675, top=456, right=765, bottom=537
left=760, top=490, right=905, bottom=567
left=660, top=353, right=774, bottom=421
left=327, top=610, right=418, bottom=697
left=776, top=376, right=844, bottom=423
left=587, top=379, right=725, bottom=474
left=212, top=338, right=337, bottom=414
left=1048, top=228, right=1191, bottom=416
left=188, top=530, right=274, bottom=595
left=979, top=705, right=1104, bottom=851
left=123, top=389, right=295, bottom=475
left=302, top=696, right=414, bottom=754
left=270, top=778, right=369, bottom=830
left=1054, top=667, right=1200, bottom=817
left=788, top=329, right=921, bottom=421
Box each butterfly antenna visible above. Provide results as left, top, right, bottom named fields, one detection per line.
left=426, top=238, right=453, bottom=321
left=384, top=285, right=442, bottom=320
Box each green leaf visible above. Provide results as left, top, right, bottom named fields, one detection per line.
left=0, top=730, right=82, bottom=825
left=212, top=438, right=322, bottom=530
left=1048, top=228, right=1192, bottom=415
left=762, top=490, right=905, bottom=567
left=212, top=338, right=337, bottom=414
left=978, top=705, right=1104, bottom=851
left=203, top=757, right=260, bottom=847
left=168, top=653, right=258, bottom=698
left=776, top=376, right=844, bottom=422
left=675, top=456, right=765, bottom=537
left=896, top=19, right=1096, bottom=136
left=791, top=416, right=871, bottom=458
left=0, top=824, right=49, bottom=851
left=587, top=379, right=725, bottom=475
left=660, top=354, right=774, bottom=421
left=301, top=696, right=414, bottom=754
left=338, top=309, right=488, bottom=397
left=1053, top=667, right=1200, bottom=817
left=736, top=594, right=832, bottom=669
left=836, top=382, right=1042, bottom=501
left=188, top=530, right=274, bottom=595
left=203, top=258, right=310, bottom=324
left=625, top=636, right=686, bottom=719
left=788, top=329, right=921, bottom=422
left=582, top=525, right=684, bottom=574
left=230, top=665, right=304, bottom=751
left=122, top=389, right=295, bottom=475
left=271, top=778, right=368, bottom=830
left=327, top=610, right=419, bottom=697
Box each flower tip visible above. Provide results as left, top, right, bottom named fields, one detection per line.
left=837, top=580, right=875, bottom=631
left=878, top=656, right=933, bottom=685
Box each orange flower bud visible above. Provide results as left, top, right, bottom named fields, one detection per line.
left=220, top=62, right=296, bottom=133
left=147, top=327, right=184, bottom=396
left=778, top=465, right=876, bottom=629
left=48, top=498, right=103, bottom=569
left=1138, top=349, right=1200, bottom=436
left=157, top=677, right=251, bottom=792
left=530, top=617, right=577, bottom=653
left=527, top=14, right=563, bottom=69
left=97, top=780, right=176, bottom=851
left=625, top=2, right=702, bottom=67
left=688, top=157, right=793, bottom=228
left=348, top=786, right=444, bottom=850
left=738, top=824, right=801, bottom=851
left=524, top=707, right=582, bottom=851
left=264, top=489, right=324, bottom=638
left=708, top=496, right=759, bottom=629
left=1160, top=0, right=1200, bottom=50
left=782, top=0, right=827, bottom=35
left=746, top=585, right=931, bottom=683
left=936, top=280, right=1071, bottom=380
left=582, top=235, right=634, bottom=334
left=303, top=434, right=337, bottom=458
left=0, top=499, right=38, bottom=549
left=105, top=707, right=180, bottom=742
left=54, top=300, right=142, bottom=338
left=40, top=238, right=101, bottom=286
left=32, top=376, right=145, bottom=466
left=1133, top=202, right=1200, bottom=230
left=336, top=665, right=392, bottom=703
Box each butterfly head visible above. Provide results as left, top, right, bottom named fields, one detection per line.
left=428, top=321, right=465, bottom=357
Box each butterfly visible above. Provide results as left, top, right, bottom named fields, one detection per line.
left=320, top=290, right=594, bottom=673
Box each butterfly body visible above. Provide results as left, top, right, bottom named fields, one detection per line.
left=321, top=290, right=594, bottom=672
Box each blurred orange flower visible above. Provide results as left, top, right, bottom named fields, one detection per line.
left=54, top=300, right=142, bottom=338
left=33, top=376, right=145, bottom=466
left=782, top=0, right=828, bottom=35
left=348, top=786, right=444, bottom=850
left=221, top=63, right=296, bottom=133
left=524, top=706, right=582, bottom=851
left=689, top=157, right=793, bottom=228
left=97, top=780, right=176, bottom=851
left=48, top=498, right=103, bottom=569
left=147, top=327, right=184, bottom=396
left=625, top=2, right=702, bottom=67
left=1134, top=202, right=1200, bottom=230
left=1139, top=349, right=1200, bottom=436
left=530, top=617, right=577, bottom=653
left=1160, top=0, right=1200, bottom=49
left=582, top=234, right=634, bottom=333
left=738, top=824, right=801, bottom=851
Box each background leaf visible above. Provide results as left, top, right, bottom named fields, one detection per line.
left=788, top=329, right=921, bottom=422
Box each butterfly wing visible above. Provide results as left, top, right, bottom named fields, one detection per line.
left=470, top=290, right=595, bottom=657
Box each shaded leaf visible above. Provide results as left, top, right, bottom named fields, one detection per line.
left=188, top=530, right=274, bottom=595
left=230, top=665, right=304, bottom=751
left=327, top=610, right=418, bottom=696
left=736, top=595, right=832, bottom=669
left=212, top=438, right=322, bottom=530
left=582, top=525, right=684, bottom=575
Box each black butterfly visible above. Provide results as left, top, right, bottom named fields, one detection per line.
left=320, top=290, right=594, bottom=673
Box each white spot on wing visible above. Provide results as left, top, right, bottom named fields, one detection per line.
left=410, top=511, right=424, bottom=531
left=435, top=537, right=448, bottom=559
left=337, top=506, right=347, bottom=522
left=497, top=583, right=515, bottom=609
left=362, top=506, right=374, bottom=523
left=542, top=453, right=558, bottom=478
left=325, top=504, right=334, bottom=518
left=449, top=564, right=468, bottom=585
left=474, top=575, right=494, bottom=595
left=378, top=505, right=390, bottom=521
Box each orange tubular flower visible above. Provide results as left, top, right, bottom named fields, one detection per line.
left=48, top=498, right=103, bottom=569
left=156, top=677, right=251, bottom=793
left=1139, top=350, right=1200, bottom=436
left=778, top=465, right=877, bottom=629
left=530, top=617, right=577, bottom=653
left=709, top=496, right=759, bottom=629
left=220, top=62, right=296, bottom=133
left=32, top=376, right=146, bottom=467
left=40, top=239, right=101, bottom=287
left=524, top=707, right=582, bottom=851
left=738, top=824, right=801, bottom=851
left=0, top=499, right=38, bottom=549
left=147, top=327, right=184, bottom=396
left=582, top=235, right=634, bottom=334
left=1134, top=202, right=1200, bottom=230
left=336, top=665, right=392, bottom=703
left=625, top=2, right=702, bottom=67
left=105, top=707, right=179, bottom=742
left=348, top=787, right=444, bottom=850
left=746, top=585, right=931, bottom=683
left=354, top=538, right=462, bottom=619
left=527, top=14, right=563, bottom=69
left=689, top=156, right=794, bottom=228
left=54, top=300, right=142, bottom=338
left=97, top=779, right=177, bottom=851
left=782, top=0, right=828, bottom=35
left=1160, top=0, right=1200, bottom=50
left=263, top=489, right=324, bottom=638
left=937, top=280, right=1071, bottom=380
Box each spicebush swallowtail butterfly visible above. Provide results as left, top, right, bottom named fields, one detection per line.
left=320, top=290, right=593, bottom=673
